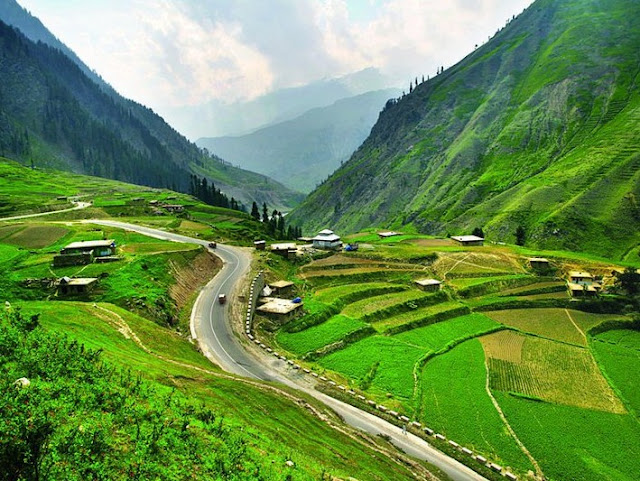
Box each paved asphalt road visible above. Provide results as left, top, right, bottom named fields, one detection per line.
left=0, top=200, right=90, bottom=221
left=84, top=219, right=488, bottom=481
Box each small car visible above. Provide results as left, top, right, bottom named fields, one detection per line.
left=208, top=241, right=217, bottom=249
left=218, top=294, right=226, bottom=304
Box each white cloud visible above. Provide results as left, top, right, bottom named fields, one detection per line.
left=17, top=0, right=533, bottom=108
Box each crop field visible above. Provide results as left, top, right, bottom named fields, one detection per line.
left=592, top=329, right=640, bottom=414
left=485, top=308, right=624, bottom=345
left=319, top=336, right=426, bottom=400
left=302, top=266, right=420, bottom=279
left=499, top=281, right=566, bottom=296
left=373, top=300, right=465, bottom=332
left=1, top=224, right=71, bottom=248
left=448, top=274, right=530, bottom=289
left=276, top=315, right=368, bottom=355
left=314, top=282, right=405, bottom=303
left=417, top=339, right=533, bottom=470
left=394, top=313, right=501, bottom=350
left=481, top=330, right=625, bottom=413
left=304, top=254, right=385, bottom=268
left=495, top=392, right=640, bottom=481
left=433, top=251, right=525, bottom=277
left=341, top=289, right=429, bottom=319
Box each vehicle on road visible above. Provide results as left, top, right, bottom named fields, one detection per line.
left=208, top=241, right=217, bottom=249
left=218, top=294, right=226, bottom=304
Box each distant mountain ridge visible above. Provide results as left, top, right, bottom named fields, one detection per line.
left=290, top=0, right=640, bottom=260
left=197, top=88, right=400, bottom=193
left=0, top=1, right=302, bottom=210
left=162, top=67, right=396, bottom=139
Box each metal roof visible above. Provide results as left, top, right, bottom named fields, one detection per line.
left=64, top=239, right=115, bottom=249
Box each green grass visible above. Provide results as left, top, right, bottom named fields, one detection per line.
left=341, top=290, right=428, bottom=319
left=394, top=313, right=501, bottom=349
left=592, top=329, right=640, bottom=415
left=417, top=339, right=533, bottom=471
left=319, top=336, right=426, bottom=399
left=495, top=392, right=640, bottom=481
left=373, top=301, right=465, bottom=332
left=314, top=282, right=406, bottom=304
left=14, top=300, right=418, bottom=480
left=276, top=314, right=368, bottom=355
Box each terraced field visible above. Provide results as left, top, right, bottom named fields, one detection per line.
left=265, top=241, right=638, bottom=479
left=482, top=330, right=625, bottom=413
left=485, top=308, right=624, bottom=345
left=418, top=340, right=534, bottom=471
left=276, top=314, right=368, bottom=355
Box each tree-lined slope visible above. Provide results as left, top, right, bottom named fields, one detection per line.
left=0, top=7, right=302, bottom=210
left=290, top=0, right=640, bottom=259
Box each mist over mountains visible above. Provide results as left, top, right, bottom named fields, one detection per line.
left=160, top=67, right=396, bottom=140
left=197, top=88, right=400, bottom=193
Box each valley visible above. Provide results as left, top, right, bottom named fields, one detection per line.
left=1, top=0, right=639, bottom=479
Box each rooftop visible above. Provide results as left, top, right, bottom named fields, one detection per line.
left=317, top=229, right=334, bottom=236
left=569, top=271, right=593, bottom=278
left=269, top=280, right=294, bottom=289
left=59, top=277, right=98, bottom=286
left=64, top=239, right=115, bottom=250
left=313, top=233, right=341, bottom=242
left=270, top=243, right=297, bottom=251
left=451, top=235, right=484, bottom=243
left=378, top=231, right=400, bottom=237
left=415, top=278, right=442, bottom=286
left=257, top=298, right=303, bottom=315
left=529, top=257, right=549, bottom=263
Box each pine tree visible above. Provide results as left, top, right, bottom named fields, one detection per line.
left=251, top=202, right=260, bottom=221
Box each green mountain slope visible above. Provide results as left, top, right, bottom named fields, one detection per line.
left=290, top=0, right=640, bottom=260
left=197, top=89, right=400, bottom=193
left=0, top=13, right=301, bottom=210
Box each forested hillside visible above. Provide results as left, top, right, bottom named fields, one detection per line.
left=0, top=17, right=302, bottom=210
left=290, top=0, right=640, bottom=260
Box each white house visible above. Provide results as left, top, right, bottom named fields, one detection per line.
left=312, top=229, right=342, bottom=250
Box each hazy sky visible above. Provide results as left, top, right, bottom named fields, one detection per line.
left=18, top=0, right=533, bottom=110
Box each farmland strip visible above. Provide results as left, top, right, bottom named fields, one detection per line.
left=483, top=356, right=545, bottom=479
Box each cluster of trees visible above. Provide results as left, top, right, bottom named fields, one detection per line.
left=189, top=174, right=242, bottom=211
left=0, top=308, right=268, bottom=480
left=250, top=202, right=301, bottom=240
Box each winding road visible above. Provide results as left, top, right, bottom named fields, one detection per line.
left=83, top=219, right=488, bottom=481
left=0, top=200, right=90, bottom=221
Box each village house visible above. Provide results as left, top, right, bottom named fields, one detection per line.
left=269, top=280, right=295, bottom=296
left=312, top=229, right=342, bottom=250
left=566, top=271, right=602, bottom=297
left=254, top=240, right=266, bottom=250
left=270, top=243, right=298, bottom=259
left=415, top=278, right=442, bottom=292
left=568, top=271, right=594, bottom=285
left=57, top=277, right=98, bottom=295
left=61, top=239, right=116, bottom=257
left=162, top=204, right=184, bottom=213
left=529, top=257, right=550, bottom=270
left=451, top=235, right=484, bottom=246
left=54, top=239, right=117, bottom=267
left=256, top=298, right=303, bottom=322
left=378, top=231, right=400, bottom=239
left=567, top=282, right=599, bottom=297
